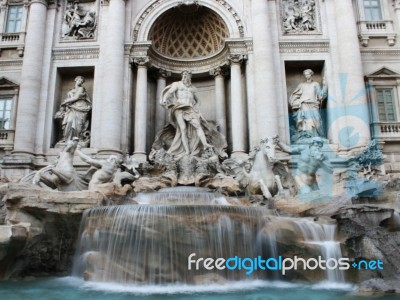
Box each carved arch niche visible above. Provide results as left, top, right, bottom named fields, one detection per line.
left=129, top=0, right=249, bottom=152
left=51, top=67, right=94, bottom=148
left=130, top=0, right=248, bottom=75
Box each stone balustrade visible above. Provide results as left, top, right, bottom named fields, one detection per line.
left=0, top=33, right=21, bottom=43
left=0, top=130, right=15, bottom=153
left=0, top=130, right=14, bottom=141
left=358, top=20, right=396, bottom=46
left=372, top=122, right=400, bottom=141
left=0, top=32, right=25, bottom=56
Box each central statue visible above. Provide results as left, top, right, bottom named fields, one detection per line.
left=162, top=70, right=212, bottom=156
left=152, top=71, right=227, bottom=161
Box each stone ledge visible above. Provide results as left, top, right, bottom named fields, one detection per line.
left=4, top=183, right=103, bottom=215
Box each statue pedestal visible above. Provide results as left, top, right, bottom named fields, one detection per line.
left=132, top=152, right=147, bottom=163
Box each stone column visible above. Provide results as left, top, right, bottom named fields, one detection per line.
left=210, top=67, right=227, bottom=137
left=245, top=50, right=257, bottom=148
left=251, top=0, right=279, bottom=140
left=229, top=54, right=247, bottom=158
left=154, top=69, right=170, bottom=134
left=394, top=2, right=400, bottom=40
left=13, top=0, right=48, bottom=156
left=333, top=0, right=371, bottom=146
left=133, top=57, right=150, bottom=162
left=99, top=0, right=126, bottom=154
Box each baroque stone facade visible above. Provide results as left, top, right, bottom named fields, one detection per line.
left=1, top=0, right=400, bottom=180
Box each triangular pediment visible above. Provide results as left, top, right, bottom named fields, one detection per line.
left=367, top=67, right=400, bottom=77
left=0, top=77, right=19, bottom=89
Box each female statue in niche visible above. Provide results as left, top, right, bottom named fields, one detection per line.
left=55, top=76, right=92, bottom=146
left=289, top=69, right=327, bottom=142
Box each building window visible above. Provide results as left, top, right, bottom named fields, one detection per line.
left=376, top=88, right=396, bottom=121
left=6, top=5, right=23, bottom=33
left=0, top=98, right=12, bottom=129
left=363, top=0, right=382, bottom=21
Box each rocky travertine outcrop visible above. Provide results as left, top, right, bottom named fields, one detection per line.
left=333, top=205, right=400, bottom=283
left=0, top=184, right=8, bottom=225
left=355, top=278, right=398, bottom=296
left=0, top=183, right=104, bottom=279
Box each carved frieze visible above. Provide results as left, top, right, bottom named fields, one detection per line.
left=279, top=41, right=329, bottom=53
left=52, top=48, right=99, bottom=60
left=0, top=60, right=23, bottom=68
left=61, top=1, right=97, bottom=42
left=280, top=0, right=321, bottom=35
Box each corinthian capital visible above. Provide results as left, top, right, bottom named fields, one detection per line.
left=157, top=68, right=171, bottom=79
left=132, top=56, right=150, bottom=67
left=228, top=54, right=247, bottom=64
left=210, top=67, right=226, bottom=77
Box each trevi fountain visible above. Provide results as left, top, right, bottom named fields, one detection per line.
left=0, top=1, right=399, bottom=298
left=0, top=70, right=399, bottom=300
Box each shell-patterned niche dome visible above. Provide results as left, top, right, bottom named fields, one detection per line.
left=149, top=5, right=229, bottom=59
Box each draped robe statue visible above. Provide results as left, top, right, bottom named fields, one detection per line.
left=151, top=71, right=227, bottom=161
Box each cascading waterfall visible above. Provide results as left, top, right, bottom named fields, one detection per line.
left=72, top=205, right=269, bottom=283
left=73, top=187, right=346, bottom=284
left=135, top=187, right=229, bottom=205
left=294, top=220, right=344, bottom=282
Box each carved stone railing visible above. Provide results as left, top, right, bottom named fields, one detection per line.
left=372, top=122, right=400, bottom=140
left=1, top=33, right=20, bottom=43
left=0, top=130, right=15, bottom=150
left=0, top=32, right=25, bottom=56
left=358, top=20, right=396, bottom=46
left=0, top=32, right=25, bottom=43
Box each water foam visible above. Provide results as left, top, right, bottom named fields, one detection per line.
left=57, top=277, right=354, bottom=295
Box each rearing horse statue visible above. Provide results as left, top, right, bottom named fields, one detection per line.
left=222, top=136, right=285, bottom=200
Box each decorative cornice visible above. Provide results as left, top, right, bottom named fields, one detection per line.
left=146, top=43, right=230, bottom=74
left=0, top=59, right=23, bottom=67
left=244, top=39, right=253, bottom=52
left=279, top=41, right=330, bottom=53
left=0, top=77, right=19, bottom=89
left=130, top=41, right=152, bottom=56
left=52, top=47, right=99, bottom=60
left=361, top=49, right=400, bottom=56
left=7, top=0, right=25, bottom=4
left=226, top=38, right=248, bottom=54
